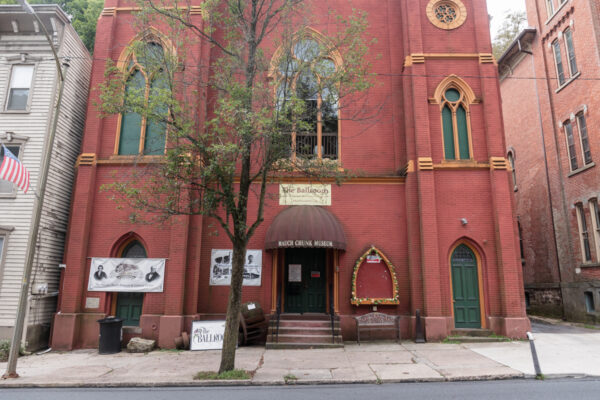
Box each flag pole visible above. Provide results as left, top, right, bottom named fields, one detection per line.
left=3, top=0, right=69, bottom=379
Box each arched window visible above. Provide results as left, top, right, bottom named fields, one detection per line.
left=117, top=41, right=168, bottom=156
left=433, top=75, right=477, bottom=162
left=121, top=240, right=147, bottom=258
left=441, top=88, right=470, bottom=160
left=275, top=37, right=339, bottom=160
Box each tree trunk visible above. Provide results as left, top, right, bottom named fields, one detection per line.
left=218, top=240, right=247, bottom=373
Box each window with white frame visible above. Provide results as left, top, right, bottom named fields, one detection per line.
left=508, top=151, right=517, bottom=191
left=546, top=0, right=554, bottom=18
left=6, top=65, right=34, bottom=111
left=564, top=29, right=578, bottom=77
left=590, top=198, right=600, bottom=262
left=576, top=203, right=593, bottom=263
left=552, top=40, right=566, bottom=86
left=577, top=113, right=592, bottom=165
left=564, top=120, right=578, bottom=171
left=0, top=144, right=22, bottom=193
left=0, top=235, right=5, bottom=265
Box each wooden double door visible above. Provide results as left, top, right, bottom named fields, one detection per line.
left=284, top=248, right=327, bottom=313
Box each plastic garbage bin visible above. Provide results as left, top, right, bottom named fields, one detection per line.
left=97, top=317, right=123, bottom=354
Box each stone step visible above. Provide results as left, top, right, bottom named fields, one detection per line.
left=268, top=334, right=343, bottom=344
left=265, top=342, right=344, bottom=349
left=274, top=320, right=339, bottom=328
left=269, top=326, right=340, bottom=336
left=450, top=329, right=494, bottom=337
left=278, top=313, right=332, bottom=321
left=446, top=336, right=509, bottom=343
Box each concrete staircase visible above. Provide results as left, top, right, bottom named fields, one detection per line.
left=266, top=314, right=344, bottom=349
left=447, top=328, right=509, bottom=343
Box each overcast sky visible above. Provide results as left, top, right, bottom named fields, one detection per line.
left=487, top=0, right=527, bottom=39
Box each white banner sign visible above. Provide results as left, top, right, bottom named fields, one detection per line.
left=191, top=320, right=226, bottom=350
left=279, top=184, right=331, bottom=206
left=210, top=249, right=262, bottom=286
left=88, top=258, right=165, bottom=292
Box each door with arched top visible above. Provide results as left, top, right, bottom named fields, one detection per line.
left=451, top=244, right=481, bottom=328
left=116, top=240, right=146, bottom=326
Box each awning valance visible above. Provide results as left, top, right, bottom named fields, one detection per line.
left=265, top=206, right=346, bottom=250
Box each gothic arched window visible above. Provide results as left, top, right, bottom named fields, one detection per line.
left=275, top=38, right=339, bottom=160
left=117, top=41, right=168, bottom=156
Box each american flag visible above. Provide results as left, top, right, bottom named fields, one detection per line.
left=0, top=144, right=30, bottom=193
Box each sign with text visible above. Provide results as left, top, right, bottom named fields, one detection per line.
left=190, top=320, right=226, bottom=350
left=279, top=184, right=331, bottom=206
left=87, top=258, right=165, bottom=292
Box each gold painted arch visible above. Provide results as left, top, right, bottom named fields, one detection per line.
left=116, top=27, right=176, bottom=72
left=431, top=74, right=478, bottom=107
left=351, top=245, right=399, bottom=306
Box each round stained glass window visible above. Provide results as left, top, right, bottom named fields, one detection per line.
left=426, top=0, right=467, bottom=30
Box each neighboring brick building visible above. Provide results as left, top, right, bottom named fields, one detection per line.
left=52, top=0, right=529, bottom=350
left=499, top=0, right=600, bottom=322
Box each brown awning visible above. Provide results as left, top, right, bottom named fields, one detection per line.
left=265, top=206, right=346, bottom=250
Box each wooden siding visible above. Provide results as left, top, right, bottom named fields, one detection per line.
left=0, top=12, right=91, bottom=343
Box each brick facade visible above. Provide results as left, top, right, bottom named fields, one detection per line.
left=500, top=0, right=600, bottom=321
left=52, top=0, right=529, bottom=350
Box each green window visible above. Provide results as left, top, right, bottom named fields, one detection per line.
left=117, top=42, right=167, bottom=156
left=441, top=88, right=471, bottom=160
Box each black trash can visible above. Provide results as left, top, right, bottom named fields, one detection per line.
left=97, top=317, right=123, bottom=354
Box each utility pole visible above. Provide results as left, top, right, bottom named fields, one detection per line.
left=3, top=0, right=68, bottom=379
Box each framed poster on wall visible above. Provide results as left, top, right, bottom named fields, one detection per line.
left=210, top=249, right=262, bottom=286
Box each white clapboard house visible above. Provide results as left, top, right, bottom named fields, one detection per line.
left=0, top=4, right=91, bottom=350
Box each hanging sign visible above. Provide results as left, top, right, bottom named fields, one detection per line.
left=279, top=184, right=331, bottom=206
left=190, top=320, right=226, bottom=350
left=87, top=258, right=165, bottom=292
left=209, top=249, right=262, bottom=286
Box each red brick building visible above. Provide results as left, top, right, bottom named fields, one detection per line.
left=51, top=0, right=529, bottom=350
left=499, top=0, right=600, bottom=322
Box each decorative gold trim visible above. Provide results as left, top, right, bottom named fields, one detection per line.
left=478, top=53, right=496, bottom=64
left=100, top=7, right=116, bottom=17
left=490, top=156, right=509, bottom=170
left=97, top=155, right=165, bottom=165
left=351, top=246, right=400, bottom=306
left=75, top=153, right=97, bottom=167
left=426, top=0, right=468, bottom=30
left=418, top=157, right=434, bottom=171
left=405, top=53, right=494, bottom=68
left=434, top=161, right=490, bottom=170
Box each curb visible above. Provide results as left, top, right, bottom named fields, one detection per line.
left=0, top=373, right=528, bottom=389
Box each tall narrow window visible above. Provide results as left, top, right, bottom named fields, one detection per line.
left=577, top=113, right=592, bottom=165
left=590, top=199, right=600, bottom=261
left=552, top=40, right=566, bottom=86
left=0, top=235, right=5, bottom=265
left=117, top=42, right=167, bottom=156
left=585, top=292, right=595, bottom=313
left=6, top=65, right=34, bottom=111
left=576, top=203, right=592, bottom=263
left=546, top=0, right=554, bottom=18
left=564, top=29, right=578, bottom=76
left=564, top=120, right=578, bottom=171
left=441, top=88, right=471, bottom=160
left=276, top=38, right=339, bottom=160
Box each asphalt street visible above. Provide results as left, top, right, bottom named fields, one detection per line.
left=2, top=379, right=600, bottom=400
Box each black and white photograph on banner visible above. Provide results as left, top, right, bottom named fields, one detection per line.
left=209, top=249, right=262, bottom=286
left=87, top=258, right=166, bottom=292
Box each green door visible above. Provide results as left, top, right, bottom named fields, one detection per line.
left=285, top=248, right=326, bottom=313
left=451, top=244, right=481, bottom=328
left=116, top=292, right=144, bottom=326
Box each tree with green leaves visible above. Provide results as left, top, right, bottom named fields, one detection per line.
left=492, top=10, right=527, bottom=60
left=0, top=0, right=103, bottom=52
left=98, top=0, right=374, bottom=373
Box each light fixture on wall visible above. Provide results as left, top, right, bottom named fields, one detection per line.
left=461, top=218, right=468, bottom=226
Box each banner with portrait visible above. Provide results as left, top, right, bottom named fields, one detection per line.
left=209, top=249, right=262, bottom=286
left=87, top=258, right=166, bottom=292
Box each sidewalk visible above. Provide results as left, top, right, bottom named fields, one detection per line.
left=1, top=320, right=598, bottom=387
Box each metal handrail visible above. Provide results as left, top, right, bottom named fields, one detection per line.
left=329, top=285, right=335, bottom=344
left=274, top=293, right=282, bottom=343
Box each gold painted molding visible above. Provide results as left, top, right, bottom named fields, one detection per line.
left=489, top=157, right=509, bottom=170
left=404, top=53, right=496, bottom=67
left=100, top=6, right=206, bottom=16
left=418, top=157, right=434, bottom=171
left=75, top=153, right=97, bottom=167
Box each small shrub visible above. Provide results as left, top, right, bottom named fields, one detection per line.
left=0, top=340, right=24, bottom=362
left=283, top=373, right=298, bottom=384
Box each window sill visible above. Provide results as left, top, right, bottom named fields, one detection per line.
left=580, top=262, right=600, bottom=269
left=568, top=162, right=595, bottom=177
left=0, top=110, right=31, bottom=114
left=100, top=155, right=166, bottom=165
left=555, top=72, right=581, bottom=93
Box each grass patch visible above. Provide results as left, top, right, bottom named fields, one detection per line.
left=489, top=333, right=512, bottom=342
left=283, top=373, right=298, bottom=384
left=194, top=369, right=251, bottom=380
left=583, top=324, right=600, bottom=330
left=442, top=337, right=461, bottom=344
left=0, top=340, right=25, bottom=362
